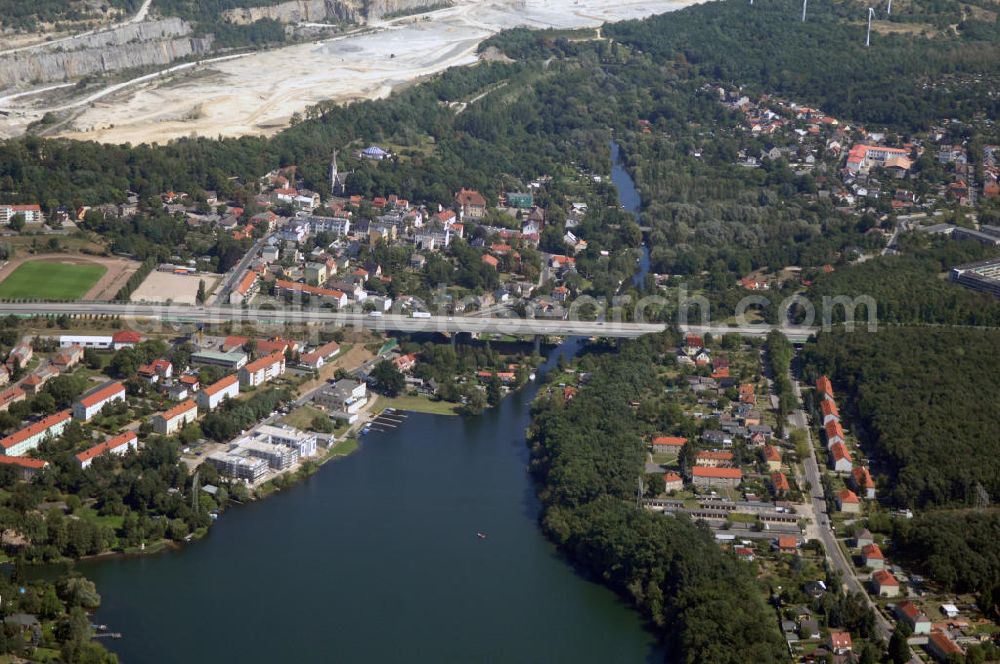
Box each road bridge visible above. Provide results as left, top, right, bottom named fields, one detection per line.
left=0, top=303, right=821, bottom=341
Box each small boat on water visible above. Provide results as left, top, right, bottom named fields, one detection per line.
left=476, top=532, right=487, bottom=540
left=528, top=373, right=536, bottom=381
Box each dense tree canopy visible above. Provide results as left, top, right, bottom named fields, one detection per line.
left=804, top=327, right=1000, bottom=508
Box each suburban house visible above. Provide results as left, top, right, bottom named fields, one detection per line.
left=927, top=631, right=963, bottom=662
left=111, top=330, right=142, bottom=350
left=652, top=436, right=686, bottom=455
left=870, top=569, right=900, bottom=597
left=0, top=386, right=26, bottom=412
left=238, top=352, right=286, bottom=387
left=179, top=374, right=200, bottom=392
left=816, top=375, right=834, bottom=400
left=853, top=527, right=875, bottom=548
left=75, top=431, right=138, bottom=469
left=771, top=472, right=791, bottom=496
left=820, top=399, right=840, bottom=424
left=824, top=420, right=846, bottom=447
left=775, top=535, right=799, bottom=554
left=152, top=399, right=198, bottom=435
left=691, top=466, right=742, bottom=488
left=695, top=451, right=734, bottom=468
left=454, top=189, right=487, bottom=220
left=663, top=471, right=684, bottom=493
left=298, top=341, right=341, bottom=370
left=52, top=346, right=84, bottom=370
left=197, top=375, right=240, bottom=411
left=829, top=442, right=853, bottom=472
left=72, top=382, right=126, bottom=421
left=836, top=488, right=861, bottom=513
left=0, top=410, right=72, bottom=456
left=763, top=444, right=782, bottom=471
left=393, top=353, right=418, bottom=374
left=138, top=359, right=173, bottom=384
left=851, top=466, right=876, bottom=499
left=23, top=366, right=59, bottom=395
left=895, top=601, right=932, bottom=635
left=0, top=455, right=48, bottom=480
left=861, top=543, right=885, bottom=569
left=827, top=631, right=853, bottom=656
left=6, top=343, right=32, bottom=370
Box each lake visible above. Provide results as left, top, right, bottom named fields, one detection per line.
left=78, top=341, right=663, bottom=662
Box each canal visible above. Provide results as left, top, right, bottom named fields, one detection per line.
left=78, top=340, right=664, bottom=662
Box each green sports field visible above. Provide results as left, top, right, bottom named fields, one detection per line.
left=0, top=260, right=107, bottom=301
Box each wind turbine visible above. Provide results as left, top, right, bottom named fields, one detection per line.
left=802, top=0, right=808, bottom=21
left=866, top=7, right=875, bottom=46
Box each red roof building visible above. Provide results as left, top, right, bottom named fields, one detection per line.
left=828, top=631, right=852, bottom=655
left=73, top=382, right=126, bottom=421
left=651, top=436, right=686, bottom=449
left=776, top=535, right=798, bottom=553
left=770, top=471, right=790, bottom=495
left=112, top=330, right=142, bottom=347
left=662, top=471, right=683, bottom=492
left=695, top=450, right=734, bottom=467
left=75, top=431, right=138, bottom=469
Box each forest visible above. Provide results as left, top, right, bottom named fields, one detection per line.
left=803, top=326, right=1000, bottom=509
left=891, top=508, right=1000, bottom=599
left=528, top=335, right=786, bottom=664
left=0, top=0, right=136, bottom=30
left=804, top=236, right=1000, bottom=326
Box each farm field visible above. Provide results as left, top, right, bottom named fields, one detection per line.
left=0, top=259, right=106, bottom=300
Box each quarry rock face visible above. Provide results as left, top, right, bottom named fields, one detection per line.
left=256, top=0, right=444, bottom=23
left=223, top=0, right=332, bottom=25
left=0, top=1, right=444, bottom=90
left=0, top=18, right=212, bottom=89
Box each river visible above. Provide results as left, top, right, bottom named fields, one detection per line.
left=77, top=339, right=663, bottom=663
left=611, top=139, right=651, bottom=290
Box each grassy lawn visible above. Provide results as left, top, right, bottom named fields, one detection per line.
left=76, top=506, right=124, bottom=532
left=728, top=512, right=759, bottom=524
left=281, top=404, right=328, bottom=430
left=329, top=438, right=359, bottom=456
left=381, top=394, right=459, bottom=416
left=0, top=260, right=105, bottom=300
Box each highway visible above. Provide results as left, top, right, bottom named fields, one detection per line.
left=0, top=302, right=823, bottom=340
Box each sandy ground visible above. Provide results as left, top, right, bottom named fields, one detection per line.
left=0, top=253, right=141, bottom=301
left=0, top=0, right=696, bottom=144
left=130, top=270, right=221, bottom=305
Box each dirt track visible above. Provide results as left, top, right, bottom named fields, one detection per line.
left=0, top=253, right=141, bottom=301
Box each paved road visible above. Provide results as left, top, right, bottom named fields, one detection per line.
left=210, top=235, right=269, bottom=306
